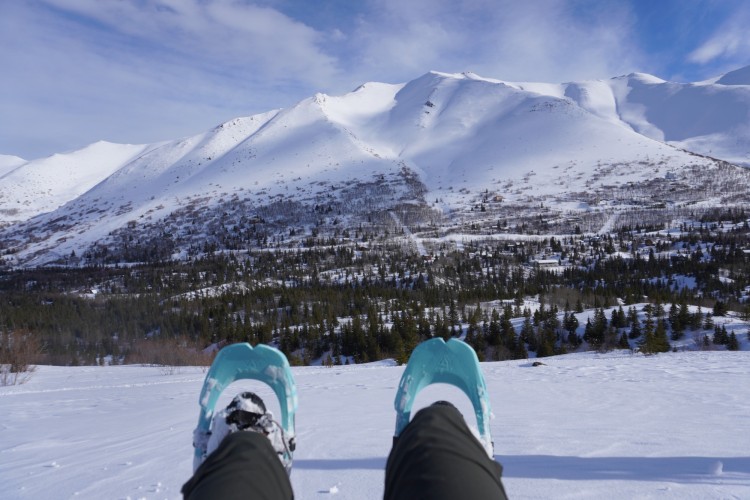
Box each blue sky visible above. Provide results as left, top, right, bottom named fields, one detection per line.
left=2, top=0, right=749, bottom=160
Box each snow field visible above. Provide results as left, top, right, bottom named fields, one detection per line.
left=1, top=351, right=749, bottom=499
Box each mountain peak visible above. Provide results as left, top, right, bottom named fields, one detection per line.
left=422, top=70, right=501, bottom=84
left=614, top=72, right=666, bottom=85
left=0, top=154, right=26, bottom=177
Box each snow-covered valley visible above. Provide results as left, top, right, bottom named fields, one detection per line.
left=2, top=351, right=749, bottom=499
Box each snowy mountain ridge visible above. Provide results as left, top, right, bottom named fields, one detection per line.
left=2, top=67, right=750, bottom=267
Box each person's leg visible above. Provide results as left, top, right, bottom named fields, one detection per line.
left=182, top=431, right=293, bottom=500
left=384, top=402, right=508, bottom=500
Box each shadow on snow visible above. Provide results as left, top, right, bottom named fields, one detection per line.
left=500, top=455, right=750, bottom=484
left=294, top=457, right=387, bottom=471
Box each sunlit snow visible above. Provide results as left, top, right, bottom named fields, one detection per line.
left=2, top=351, right=749, bottom=499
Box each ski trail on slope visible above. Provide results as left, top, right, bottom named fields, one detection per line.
left=598, top=211, right=619, bottom=235
left=388, top=211, right=426, bottom=256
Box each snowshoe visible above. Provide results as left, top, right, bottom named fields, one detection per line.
left=192, top=343, right=298, bottom=474
left=393, top=337, right=494, bottom=457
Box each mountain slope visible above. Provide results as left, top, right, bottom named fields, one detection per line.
left=0, top=142, right=154, bottom=226
left=517, top=66, right=750, bottom=167
left=0, top=154, right=26, bottom=177
left=2, top=68, right=750, bottom=266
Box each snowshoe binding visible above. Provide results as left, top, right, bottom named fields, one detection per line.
left=205, top=391, right=296, bottom=474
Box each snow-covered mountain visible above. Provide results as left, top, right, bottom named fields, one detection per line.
left=516, top=68, right=750, bottom=167
left=0, top=154, right=26, bottom=175
left=0, top=142, right=153, bottom=226
left=2, top=67, right=749, bottom=266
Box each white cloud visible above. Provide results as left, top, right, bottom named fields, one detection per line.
left=0, top=0, right=343, bottom=158
left=344, top=0, right=643, bottom=84
left=38, top=0, right=341, bottom=84
left=688, top=8, right=750, bottom=66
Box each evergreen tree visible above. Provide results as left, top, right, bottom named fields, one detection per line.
left=668, top=303, right=684, bottom=340
left=713, top=300, right=728, bottom=317
left=703, top=313, right=714, bottom=330
left=638, top=316, right=670, bottom=354
left=488, top=309, right=501, bottom=346
left=652, top=319, right=671, bottom=353
left=713, top=325, right=728, bottom=345
left=513, top=338, right=528, bottom=359
left=611, top=306, right=626, bottom=328
left=563, top=311, right=581, bottom=347
left=617, top=332, right=631, bottom=350
left=536, top=337, right=554, bottom=358
left=689, top=307, right=703, bottom=331
left=629, top=316, right=642, bottom=339
left=727, top=332, right=740, bottom=351
left=575, top=298, right=584, bottom=313
left=627, top=306, right=639, bottom=326
left=584, top=308, right=607, bottom=349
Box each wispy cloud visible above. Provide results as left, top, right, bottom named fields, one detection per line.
left=688, top=5, right=750, bottom=68
left=0, top=0, right=343, bottom=158
left=345, top=0, right=643, bottom=84
left=39, top=0, right=341, bottom=83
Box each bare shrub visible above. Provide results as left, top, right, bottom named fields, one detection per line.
left=1, top=330, right=42, bottom=386
left=124, top=337, right=215, bottom=374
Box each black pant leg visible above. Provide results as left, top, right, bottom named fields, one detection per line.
left=384, top=404, right=508, bottom=500
left=182, top=431, right=293, bottom=500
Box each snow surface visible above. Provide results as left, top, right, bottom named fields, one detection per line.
left=2, top=352, right=749, bottom=499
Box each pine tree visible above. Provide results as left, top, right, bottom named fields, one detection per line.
left=575, top=298, right=584, bottom=313
left=690, top=307, right=703, bottom=331
left=713, top=325, right=728, bottom=345
left=611, top=306, right=625, bottom=328
left=564, top=311, right=581, bottom=347
left=637, top=309, right=657, bottom=354
left=713, top=300, right=728, bottom=317
left=617, top=332, right=631, bottom=350
left=727, top=332, right=740, bottom=351
left=520, top=316, right=534, bottom=346
left=536, top=338, right=554, bottom=358
left=513, top=339, right=528, bottom=360
left=584, top=308, right=607, bottom=349
left=703, top=313, right=714, bottom=330
left=627, top=306, right=639, bottom=326
left=629, top=316, right=642, bottom=339
left=488, top=309, right=501, bottom=346
left=652, top=319, right=671, bottom=353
